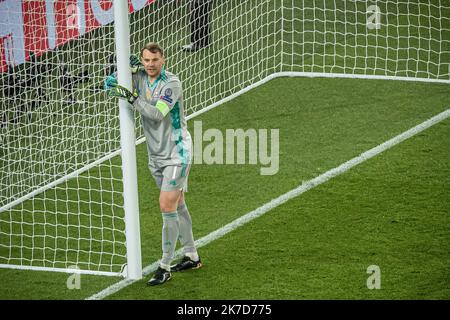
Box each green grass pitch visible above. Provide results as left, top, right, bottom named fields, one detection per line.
left=0, top=76, right=448, bottom=299
left=0, top=0, right=449, bottom=300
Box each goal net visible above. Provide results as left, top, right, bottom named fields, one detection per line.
left=283, top=0, right=450, bottom=81
left=0, top=0, right=448, bottom=277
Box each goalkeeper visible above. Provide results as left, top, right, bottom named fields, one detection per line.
left=105, top=43, right=202, bottom=286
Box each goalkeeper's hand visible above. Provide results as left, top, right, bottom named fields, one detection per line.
left=104, top=74, right=118, bottom=90
left=129, top=54, right=144, bottom=74
left=108, top=84, right=139, bottom=104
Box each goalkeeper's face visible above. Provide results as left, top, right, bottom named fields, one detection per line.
left=141, top=49, right=165, bottom=79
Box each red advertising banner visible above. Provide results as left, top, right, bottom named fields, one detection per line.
left=0, top=0, right=155, bottom=73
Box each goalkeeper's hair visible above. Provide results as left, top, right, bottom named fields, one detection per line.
left=140, top=42, right=165, bottom=57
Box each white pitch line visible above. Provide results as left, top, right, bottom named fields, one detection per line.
left=86, top=108, right=450, bottom=300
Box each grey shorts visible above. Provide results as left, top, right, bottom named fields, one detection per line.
left=149, top=163, right=191, bottom=192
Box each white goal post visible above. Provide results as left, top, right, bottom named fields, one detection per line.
left=0, top=0, right=449, bottom=278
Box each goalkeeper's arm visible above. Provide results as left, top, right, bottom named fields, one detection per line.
left=133, top=97, right=170, bottom=121
left=107, top=84, right=167, bottom=122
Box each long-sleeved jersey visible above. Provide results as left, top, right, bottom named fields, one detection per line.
left=132, top=69, right=192, bottom=169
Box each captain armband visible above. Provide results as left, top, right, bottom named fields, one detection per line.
left=155, top=100, right=170, bottom=117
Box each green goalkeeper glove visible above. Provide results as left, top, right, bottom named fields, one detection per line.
left=108, top=84, right=139, bottom=104
left=129, top=54, right=144, bottom=74
left=104, top=74, right=118, bottom=90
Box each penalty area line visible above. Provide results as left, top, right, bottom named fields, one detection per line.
left=86, top=108, right=450, bottom=300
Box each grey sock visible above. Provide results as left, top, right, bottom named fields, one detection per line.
left=160, top=211, right=179, bottom=270
left=177, top=202, right=197, bottom=256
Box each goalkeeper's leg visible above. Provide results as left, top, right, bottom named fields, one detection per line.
left=170, top=166, right=201, bottom=272
left=172, top=196, right=202, bottom=272
left=178, top=194, right=198, bottom=257
left=159, top=190, right=182, bottom=271
left=148, top=189, right=181, bottom=286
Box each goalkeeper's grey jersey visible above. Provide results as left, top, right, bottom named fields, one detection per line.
left=132, top=69, right=192, bottom=169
